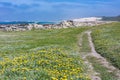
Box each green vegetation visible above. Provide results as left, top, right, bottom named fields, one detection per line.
left=0, top=28, right=87, bottom=54
left=92, top=23, right=120, bottom=69
left=0, top=27, right=90, bottom=80
left=87, top=56, right=117, bottom=80
left=0, top=47, right=90, bottom=80
left=80, top=33, right=91, bottom=52
left=0, top=22, right=120, bottom=80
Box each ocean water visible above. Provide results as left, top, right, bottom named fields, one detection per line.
left=36, top=22, right=56, bottom=24
left=0, top=22, right=57, bottom=25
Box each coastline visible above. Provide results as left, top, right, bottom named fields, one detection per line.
left=0, top=17, right=115, bottom=31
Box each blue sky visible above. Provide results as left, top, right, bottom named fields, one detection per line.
left=0, top=0, right=120, bottom=21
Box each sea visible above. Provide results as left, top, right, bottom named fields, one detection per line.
left=0, top=21, right=57, bottom=25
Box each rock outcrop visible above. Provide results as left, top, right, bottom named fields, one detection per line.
left=0, top=17, right=113, bottom=31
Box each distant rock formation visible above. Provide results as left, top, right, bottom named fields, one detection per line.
left=73, top=17, right=102, bottom=22
left=59, top=17, right=111, bottom=27
left=0, top=17, right=113, bottom=31
left=102, top=15, right=120, bottom=21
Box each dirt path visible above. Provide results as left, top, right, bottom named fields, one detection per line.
left=78, top=30, right=120, bottom=80
left=85, top=31, right=120, bottom=80
left=78, top=31, right=101, bottom=80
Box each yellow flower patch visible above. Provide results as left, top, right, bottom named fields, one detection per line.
left=0, top=48, right=90, bottom=80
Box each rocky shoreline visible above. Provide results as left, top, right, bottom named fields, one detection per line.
left=0, top=17, right=113, bottom=31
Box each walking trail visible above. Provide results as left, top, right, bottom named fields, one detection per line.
left=79, top=31, right=120, bottom=80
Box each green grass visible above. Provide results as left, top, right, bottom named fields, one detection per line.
left=0, top=28, right=87, bottom=54
left=80, top=33, right=91, bottom=52
left=0, top=27, right=91, bottom=80
left=92, top=22, right=120, bottom=69
left=1, top=22, right=120, bottom=79
left=0, top=47, right=90, bottom=80
left=87, top=56, right=117, bottom=80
